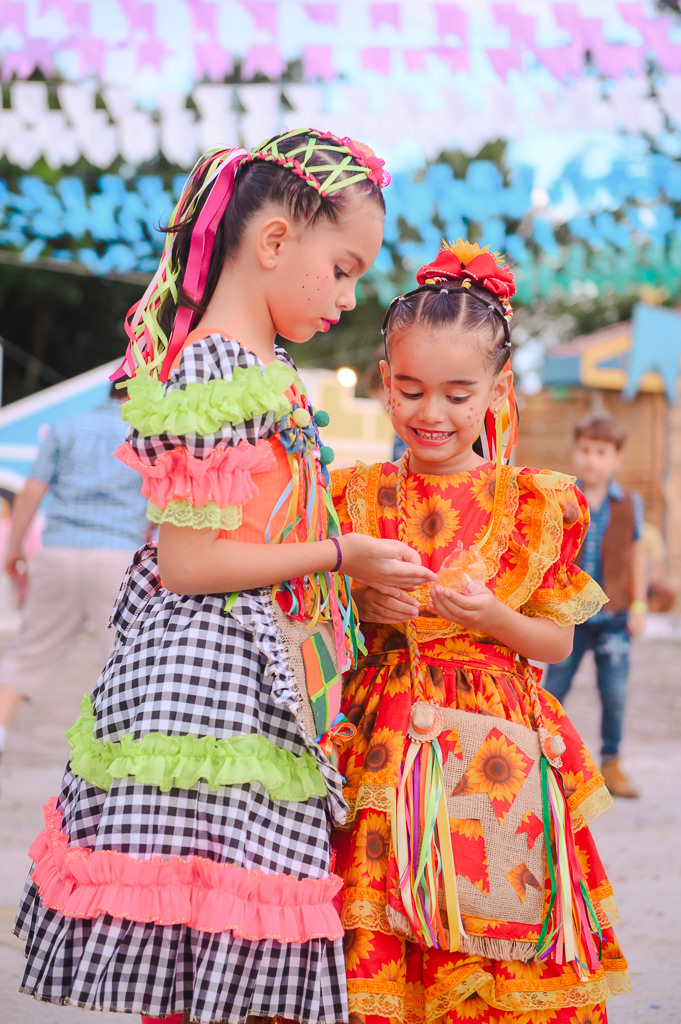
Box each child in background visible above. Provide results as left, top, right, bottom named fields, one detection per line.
left=13, top=129, right=435, bottom=1024
left=544, top=413, right=646, bottom=798
left=332, top=241, right=629, bottom=1023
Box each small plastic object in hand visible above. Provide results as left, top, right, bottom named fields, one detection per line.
left=436, top=542, right=487, bottom=594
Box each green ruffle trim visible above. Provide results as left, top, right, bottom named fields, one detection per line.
left=122, top=360, right=301, bottom=437
left=67, top=696, right=328, bottom=800
left=147, top=499, right=242, bottom=532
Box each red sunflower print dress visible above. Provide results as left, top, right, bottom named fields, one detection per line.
left=331, top=461, right=631, bottom=1024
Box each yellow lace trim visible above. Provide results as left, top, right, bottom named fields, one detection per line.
left=342, top=897, right=393, bottom=936
left=569, top=777, right=613, bottom=831
left=348, top=989, right=424, bottom=1024
left=431, top=969, right=631, bottom=1015
left=330, top=465, right=355, bottom=500
left=343, top=782, right=396, bottom=824
left=479, top=465, right=522, bottom=583
left=524, top=576, right=608, bottom=626
left=147, top=499, right=242, bottom=531
left=345, top=461, right=371, bottom=534
left=348, top=966, right=631, bottom=1024
left=496, top=470, right=566, bottom=610
left=598, top=893, right=620, bottom=925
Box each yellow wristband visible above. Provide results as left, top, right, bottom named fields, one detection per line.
left=629, top=601, right=647, bottom=614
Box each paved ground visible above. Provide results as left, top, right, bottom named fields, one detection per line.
left=1, top=616, right=680, bottom=1023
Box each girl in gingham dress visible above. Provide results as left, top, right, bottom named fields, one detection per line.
left=13, top=129, right=435, bottom=1024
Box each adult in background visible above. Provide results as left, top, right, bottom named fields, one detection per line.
left=0, top=380, right=149, bottom=758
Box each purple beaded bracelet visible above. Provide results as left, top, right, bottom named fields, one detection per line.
left=330, top=536, right=342, bottom=572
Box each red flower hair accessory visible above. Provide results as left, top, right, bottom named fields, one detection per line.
left=340, top=137, right=391, bottom=188
left=417, top=239, right=515, bottom=315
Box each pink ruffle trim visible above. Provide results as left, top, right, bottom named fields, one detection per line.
left=29, top=798, right=343, bottom=941
left=115, top=439, right=276, bottom=509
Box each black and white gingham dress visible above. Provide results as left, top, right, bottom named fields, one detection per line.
left=14, top=337, right=348, bottom=1023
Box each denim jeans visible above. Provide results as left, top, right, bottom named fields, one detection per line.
left=543, top=613, right=630, bottom=761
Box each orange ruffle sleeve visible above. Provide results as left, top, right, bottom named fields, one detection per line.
left=510, top=469, right=608, bottom=625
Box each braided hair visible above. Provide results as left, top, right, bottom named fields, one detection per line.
left=381, top=281, right=511, bottom=375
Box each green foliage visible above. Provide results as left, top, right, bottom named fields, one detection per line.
left=0, top=263, right=140, bottom=403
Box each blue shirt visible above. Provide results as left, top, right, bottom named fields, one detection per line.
left=578, top=478, right=643, bottom=619
left=29, top=399, right=149, bottom=550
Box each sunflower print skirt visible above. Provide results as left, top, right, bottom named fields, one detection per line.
left=333, top=636, right=631, bottom=1024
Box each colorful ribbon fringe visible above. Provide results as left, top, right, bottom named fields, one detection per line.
left=537, top=757, right=603, bottom=978
left=393, top=734, right=461, bottom=951
left=265, top=392, right=363, bottom=673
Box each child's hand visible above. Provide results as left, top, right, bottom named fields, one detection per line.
left=354, top=584, right=421, bottom=624
left=428, top=580, right=501, bottom=631
left=340, top=533, right=436, bottom=595
left=627, top=608, right=646, bottom=637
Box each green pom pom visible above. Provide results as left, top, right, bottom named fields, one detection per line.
left=320, top=445, right=335, bottom=466
left=314, top=409, right=330, bottom=427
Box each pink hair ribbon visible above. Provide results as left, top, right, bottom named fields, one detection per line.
left=159, top=148, right=250, bottom=380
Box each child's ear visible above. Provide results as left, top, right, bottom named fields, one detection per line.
left=256, top=216, right=291, bottom=269
left=489, top=367, right=513, bottom=413
left=379, top=359, right=391, bottom=403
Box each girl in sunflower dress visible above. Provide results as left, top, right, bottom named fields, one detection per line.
left=12, top=131, right=436, bottom=1024
left=331, top=242, right=631, bottom=1024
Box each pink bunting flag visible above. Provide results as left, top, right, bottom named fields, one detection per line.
left=433, top=2, right=466, bottom=41
left=552, top=2, right=584, bottom=40
left=618, top=3, right=681, bottom=73
left=361, top=47, right=391, bottom=75
left=370, top=2, right=400, bottom=31
left=432, top=47, right=469, bottom=74
left=27, top=38, right=56, bottom=76
left=487, top=48, right=523, bottom=80
left=595, top=44, right=642, bottom=78
left=548, top=4, right=643, bottom=78
left=37, top=0, right=76, bottom=21
left=537, top=43, right=583, bottom=80
left=559, top=15, right=597, bottom=53
left=303, top=3, right=338, bottom=26
left=3, top=1, right=27, bottom=33
left=37, top=0, right=63, bottom=15
left=66, top=35, right=92, bottom=77
left=404, top=49, right=427, bottom=71
left=117, top=0, right=155, bottom=35
left=189, top=0, right=218, bottom=38
left=135, top=37, right=172, bottom=73
left=1, top=51, right=31, bottom=80
left=74, top=37, right=108, bottom=78
left=492, top=4, right=536, bottom=50
left=195, top=42, right=234, bottom=80
left=240, top=0, right=278, bottom=35
left=3, top=41, right=54, bottom=79
left=302, top=45, right=334, bottom=80
left=70, top=4, right=90, bottom=33
left=242, top=44, right=286, bottom=79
